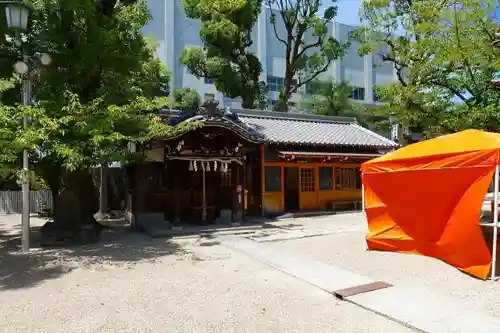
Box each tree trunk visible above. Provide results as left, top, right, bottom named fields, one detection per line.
left=50, top=183, right=59, bottom=218
left=40, top=168, right=105, bottom=246
left=98, top=163, right=109, bottom=216
left=241, top=96, right=254, bottom=109
left=66, top=168, right=99, bottom=221
left=37, top=160, right=62, bottom=218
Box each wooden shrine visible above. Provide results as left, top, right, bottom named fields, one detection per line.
left=125, top=104, right=397, bottom=227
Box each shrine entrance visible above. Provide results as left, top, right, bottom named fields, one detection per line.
left=160, top=125, right=261, bottom=226
left=164, top=157, right=244, bottom=225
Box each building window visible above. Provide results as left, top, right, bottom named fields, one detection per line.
left=204, top=76, right=214, bottom=84
left=267, top=76, right=283, bottom=92
left=266, top=76, right=297, bottom=92
left=204, top=93, right=215, bottom=101
left=349, top=87, right=365, bottom=101
left=265, top=166, right=281, bottom=192
left=335, top=167, right=361, bottom=190
left=267, top=99, right=278, bottom=107
left=319, top=167, right=333, bottom=190
left=300, top=168, right=315, bottom=192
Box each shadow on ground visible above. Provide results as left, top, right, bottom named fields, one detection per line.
left=0, top=219, right=201, bottom=291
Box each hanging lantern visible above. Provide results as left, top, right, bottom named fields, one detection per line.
left=201, top=162, right=205, bottom=171
left=206, top=162, right=211, bottom=171
left=214, top=160, right=218, bottom=171
left=193, top=160, right=198, bottom=172
left=188, top=160, right=193, bottom=171
left=224, top=162, right=228, bottom=173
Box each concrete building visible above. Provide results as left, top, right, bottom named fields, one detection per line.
left=142, top=0, right=399, bottom=109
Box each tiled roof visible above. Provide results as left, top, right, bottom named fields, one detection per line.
left=234, top=110, right=397, bottom=149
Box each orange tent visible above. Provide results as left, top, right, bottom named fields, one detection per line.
left=362, top=129, right=500, bottom=279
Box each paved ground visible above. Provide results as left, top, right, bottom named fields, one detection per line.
left=259, top=213, right=500, bottom=318
left=3, top=211, right=499, bottom=332
left=0, top=214, right=413, bottom=333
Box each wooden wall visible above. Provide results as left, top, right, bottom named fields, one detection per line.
left=260, top=147, right=364, bottom=214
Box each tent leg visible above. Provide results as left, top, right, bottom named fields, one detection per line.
left=362, top=183, right=365, bottom=214
left=362, top=180, right=368, bottom=251
left=493, top=165, right=499, bottom=280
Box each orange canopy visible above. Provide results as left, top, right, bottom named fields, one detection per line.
left=362, top=129, right=500, bottom=279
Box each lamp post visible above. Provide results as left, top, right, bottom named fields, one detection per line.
left=3, top=1, right=33, bottom=252
left=3, top=1, right=50, bottom=251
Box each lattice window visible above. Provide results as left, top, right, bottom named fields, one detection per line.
left=335, top=167, right=361, bottom=190
left=300, top=168, right=315, bottom=192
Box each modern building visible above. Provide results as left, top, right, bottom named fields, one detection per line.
left=142, top=0, right=399, bottom=109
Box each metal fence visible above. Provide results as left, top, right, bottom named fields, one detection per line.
left=0, top=190, right=52, bottom=214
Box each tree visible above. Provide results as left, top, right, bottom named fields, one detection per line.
left=355, top=0, right=500, bottom=137
left=171, top=87, right=201, bottom=110
left=0, top=0, right=175, bottom=234
left=302, top=79, right=372, bottom=127
left=181, top=0, right=264, bottom=109
left=265, top=0, right=348, bottom=111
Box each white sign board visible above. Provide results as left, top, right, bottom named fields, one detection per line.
left=391, top=124, right=399, bottom=141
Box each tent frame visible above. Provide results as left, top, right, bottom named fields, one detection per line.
left=493, top=166, right=499, bottom=280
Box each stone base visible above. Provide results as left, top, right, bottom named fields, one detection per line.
left=233, top=210, right=243, bottom=222
left=216, top=209, right=232, bottom=224
left=40, top=221, right=102, bottom=247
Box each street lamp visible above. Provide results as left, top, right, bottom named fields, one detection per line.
left=3, top=1, right=50, bottom=252
left=3, top=1, right=33, bottom=252
left=4, top=1, right=30, bottom=35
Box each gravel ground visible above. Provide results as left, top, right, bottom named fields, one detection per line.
left=0, top=215, right=413, bottom=333
left=264, top=213, right=500, bottom=318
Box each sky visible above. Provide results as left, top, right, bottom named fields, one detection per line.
left=333, top=0, right=363, bottom=26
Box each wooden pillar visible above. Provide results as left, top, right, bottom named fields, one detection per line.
left=202, top=167, right=207, bottom=221
left=173, top=162, right=182, bottom=224
left=242, top=159, right=246, bottom=221
left=260, top=145, right=265, bottom=216
left=231, top=163, right=238, bottom=222
left=236, top=164, right=243, bottom=220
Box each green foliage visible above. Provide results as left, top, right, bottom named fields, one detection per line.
left=355, top=0, right=500, bottom=137
left=302, top=79, right=372, bottom=127
left=0, top=0, right=177, bottom=176
left=171, top=87, right=201, bottom=110
left=181, top=0, right=263, bottom=109
left=0, top=79, right=24, bottom=171
left=265, top=0, right=348, bottom=111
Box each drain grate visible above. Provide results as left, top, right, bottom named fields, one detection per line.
left=333, top=281, right=393, bottom=299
